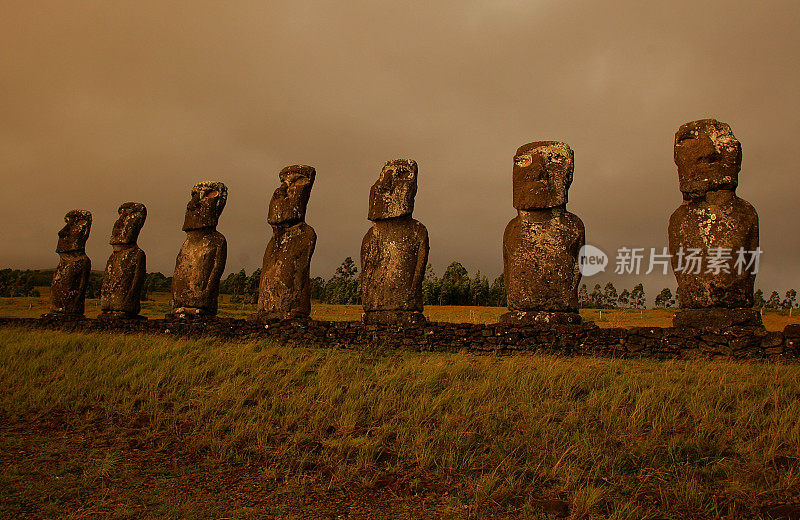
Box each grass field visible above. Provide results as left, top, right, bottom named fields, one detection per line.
left=1, top=328, right=799, bottom=518
left=2, top=289, right=799, bottom=331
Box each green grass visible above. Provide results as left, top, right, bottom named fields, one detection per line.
left=1, top=328, right=799, bottom=518
left=2, top=289, right=799, bottom=331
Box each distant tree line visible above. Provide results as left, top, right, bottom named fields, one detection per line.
left=578, top=283, right=653, bottom=309
left=219, top=269, right=261, bottom=303
left=0, top=268, right=102, bottom=298
left=310, top=258, right=508, bottom=306
left=141, top=272, right=173, bottom=301
left=4, top=266, right=799, bottom=312
left=754, top=289, right=798, bottom=310
left=0, top=269, right=41, bottom=297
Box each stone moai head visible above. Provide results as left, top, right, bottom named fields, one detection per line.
left=268, top=165, right=316, bottom=226
left=182, top=181, right=227, bottom=231
left=110, top=202, right=147, bottom=245
left=368, top=159, right=418, bottom=221
left=513, top=141, right=574, bottom=210
left=56, top=210, right=92, bottom=253
left=674, top=119, right=742, bottom=198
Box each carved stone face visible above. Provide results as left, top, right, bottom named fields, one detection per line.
left=110, top=202, right=147, bottom=245
left=368, top=159, right=418, bottom=221
left=674, top=119, right=741, bottom=197
left=182, top=181, right=227, bottom=231
left=56, top=210, right=92, bottom=253
left=513, top=141, right=574, bottom=210
left=268, top=165, right=315, bottom=226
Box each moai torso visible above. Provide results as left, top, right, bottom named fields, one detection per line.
left=101, top=247, right=146, bottom=315
left=361, top=217, right=429, bottom=312
left=502, top=142, right=584, bottom=317
left=101, top=202, right=147, bottom=317
left=48, top=210, right=92, bottom=317
left=504, top=209, right=584, bottom=312
left=668, top=119, right=759, bottom=310
left=256, top=165, right=317, bottom=321
left=258, top=223, right=316, bottom=318
left=171, top=230, right=227, bottom=314
left=51, top=253, right=91, bottom=315
left=669, top=192, right=758, bottom=308
left=360, top=159, right=429, bottom=321
left=170, top=182, right=228, bottom=317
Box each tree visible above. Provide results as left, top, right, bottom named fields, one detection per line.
left=603, top=282, right=619, bottom=308
left=618, top=289, right=630, bottom=308
left=753, top=289, right=765, bottom=309
left=324, top=257, right=360, bottom=304
left=654, top=288, right=675, bottom=308
left=243, top=268, right=261, bottom=304
left=310, top=277, right=326, bottom=301
left=765, top=291, right=781, bottom=310
left=470, top=271, right=490, bottom=306
left=630, top=283, right=646, bottom=309
left=578, top=284, right=590, bottom=308
left=335, top=257, right=358, bottom=281
left=489, top=274, right=506, bottom=307
left=422, top=264, right=441, bottom=306
left=224, top=269, right=249, bottom=302
left=0, top=269, right=39, bottom=297
left=439, top=262, right=470, bottom=305
left=589, top=284, right=604, bottom=308
left=782, top=289, right=797, bottom=309
left=442, top=262, right=469, bottom=285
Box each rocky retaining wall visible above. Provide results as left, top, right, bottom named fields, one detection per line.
left=2, top=317, right=800, bottom=361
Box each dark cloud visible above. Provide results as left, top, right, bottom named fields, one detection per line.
left=1, top=0, right=798, bottom=295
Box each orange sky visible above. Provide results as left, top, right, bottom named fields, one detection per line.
left=1, top=1, right=798, bottom=293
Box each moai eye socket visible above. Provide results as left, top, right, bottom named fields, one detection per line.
left=677, top=131, right=696, bottom=143
left=514, top=154, right=532, bottom=167
left=204, top=190, right=219, bottom=199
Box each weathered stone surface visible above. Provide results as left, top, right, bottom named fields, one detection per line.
left=502, top=142, right=585, bottom=323
left=362, top=309, right=426, bottom=325
left=254, top=165, right=317, bottom=322
left=45, top=210, right=92, bottom=318
left=668, top=119, right=760, bottom=325
left=673, top=308, right=762, bottom=329
left=499, top=310, right=581, bottom=325
left=784, top=324, right=800, bottom=338
left=361, top=159, right=429, bottom=324
left=99, top=202, right=147, bottom=319
left=169, top=181, right=227, bottom=319
left=3, top=316, right=796, bottom=361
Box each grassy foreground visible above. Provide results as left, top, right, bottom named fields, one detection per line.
left=1, top=329, right=799, bottom=519
left=2, top=289, right=800, bottom=331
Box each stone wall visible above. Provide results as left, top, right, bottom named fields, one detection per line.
left=2, top=317, right=799, bottom=361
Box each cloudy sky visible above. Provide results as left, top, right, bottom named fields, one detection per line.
left=2, top=0, right=798, bottom=295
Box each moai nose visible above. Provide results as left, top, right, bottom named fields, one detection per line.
left=532, top=155, right=548, bottom=181
left=696, top=134, right=721, bottom=163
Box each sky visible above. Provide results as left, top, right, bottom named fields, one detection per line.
left=1, top=0, right=798, bottom=297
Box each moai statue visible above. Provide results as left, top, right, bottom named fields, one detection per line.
left=669, top=119, right=761, bottom=328
left=361, top=159, right=429, bottom=324
left=252, top=165, right=317, bottom=322
left=500, top=141, right=585, bottom=325
left=44, top=210, right=92, bottom=319
left=99, top=202, right=147, bottom=319
left=169, top=181, right=228, bottom=319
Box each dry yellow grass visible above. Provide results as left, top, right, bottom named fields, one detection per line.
left=1, top=328, right=798, bottom=518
